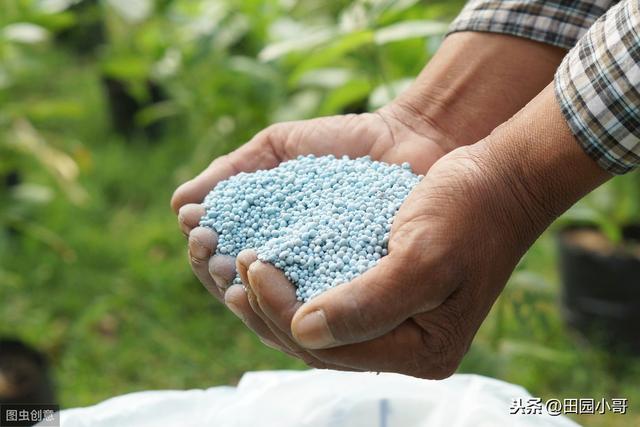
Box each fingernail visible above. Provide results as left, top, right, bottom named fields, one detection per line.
left=190, top=241, right=209, bottom=259
left=226, top=302, right=244, bottom=322
left=293, top=310, right=335, bottom=349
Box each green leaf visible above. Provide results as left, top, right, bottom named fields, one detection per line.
left=105, top=0, right=153, bottom=24
left=258, top=28, right=335, bottom=62
left=499, top=339, right=574, bottom=364
left=227, top=56, right=280, bottom=82
left=289, top=30, right=374, bottom=85
left=373, top=20, right=448, bottom=45
left=31, top=11, right=76, bottom=32
left=12, top=183, right=54, bottom=204
left=135, top=101, right=180, bottom=127
left=385, top=0, right=422, bottom=14
left=272, top=90, right=323, bottom=122
left=319, top=79, right=371, bottom=115
left=101, top=55, right=152, bottom=81
left=24, top=99, right=85, bottom=121
left=2, top=23, right=50, bottom=44
left=368, top=77, right=414, bottom=110
left=36, top=0, right=80, bottom=14
left=509, top=271, right=553, bottom=293
left=296, top=68, right=355, bottom=89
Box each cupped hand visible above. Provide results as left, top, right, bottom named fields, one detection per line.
left=171, top=106, right=457, bottom=365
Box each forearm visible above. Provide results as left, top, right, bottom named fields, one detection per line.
left=388, top=32, right=566, bottom=150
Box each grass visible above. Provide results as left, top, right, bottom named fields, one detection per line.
left=1, top=1, right=639, bottom=426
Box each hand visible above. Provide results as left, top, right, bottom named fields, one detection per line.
left=171, top=107, right=457, bottom=365
left=207, top=85, right=609, bottom=377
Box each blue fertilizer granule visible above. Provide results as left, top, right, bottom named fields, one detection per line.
left=200, top=154, right=422, bottom=301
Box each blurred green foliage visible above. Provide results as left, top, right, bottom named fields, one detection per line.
left=561, top=172, right=640, bottom=242
left=0, top=1, right=638, bottom=426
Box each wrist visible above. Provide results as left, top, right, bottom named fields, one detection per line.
left=377, top=100, right=461, bottom=154
left=469, top=84, right=611, bottom=246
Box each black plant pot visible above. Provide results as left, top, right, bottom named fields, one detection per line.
left=557, top=226, right=640, bottom=354
left=0, top=339, right=57, bottom=406
left=102, top=76, right=166, bottom=139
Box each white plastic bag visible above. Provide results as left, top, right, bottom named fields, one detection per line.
left=49, top=370, right=581, bottom=427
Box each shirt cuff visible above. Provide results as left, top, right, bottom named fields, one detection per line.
left=448, top=0, right=617, bottom=50
left=554, top=0, right=640, bottom=175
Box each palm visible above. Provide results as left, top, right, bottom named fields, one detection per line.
left=266, top=113, right=446, bottom=174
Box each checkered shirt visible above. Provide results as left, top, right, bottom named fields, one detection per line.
left=449, top=0, right=639, bottom=174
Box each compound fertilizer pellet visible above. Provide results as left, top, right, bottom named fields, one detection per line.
left=200, top=155, right=422, bottom=301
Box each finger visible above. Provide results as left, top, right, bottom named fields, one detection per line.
left=290, top=251, right=451, bottom=349
left=239, top=253, right=301, bottom=351
left=236, top=249, right=259, bottom=285
left=236, top=251, right=321, bottom=354
left=171, top=125, right=287, bottom=213
left=246, top=260, right=303, bottom=336
left=236, top=251, right=369, bottom=372
left=243, top=259, right=365, bottom=371
left=208, top=255, right=236, bottom=290
left=245, top=260, right=364, bottom=372
left=224, top=284, right=292, bottom=354
left=237, top=250, right=295, bottom=345
left=231, top=285, right=362, bottom=373
left=188, top=226, right=222, bottom=300
left=178, top=203, right=205, bottom=236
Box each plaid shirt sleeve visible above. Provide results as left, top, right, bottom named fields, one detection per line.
left=448, top=1, right=619, bottom=50
left=555, top=0, right=640, bottom=174
left=448, top=0, right=639, bottom=174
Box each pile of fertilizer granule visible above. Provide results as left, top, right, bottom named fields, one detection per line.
left=200, top=154, right=422, bottom=301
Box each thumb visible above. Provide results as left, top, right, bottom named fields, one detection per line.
left=290, top=253, right=449, bottom=350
